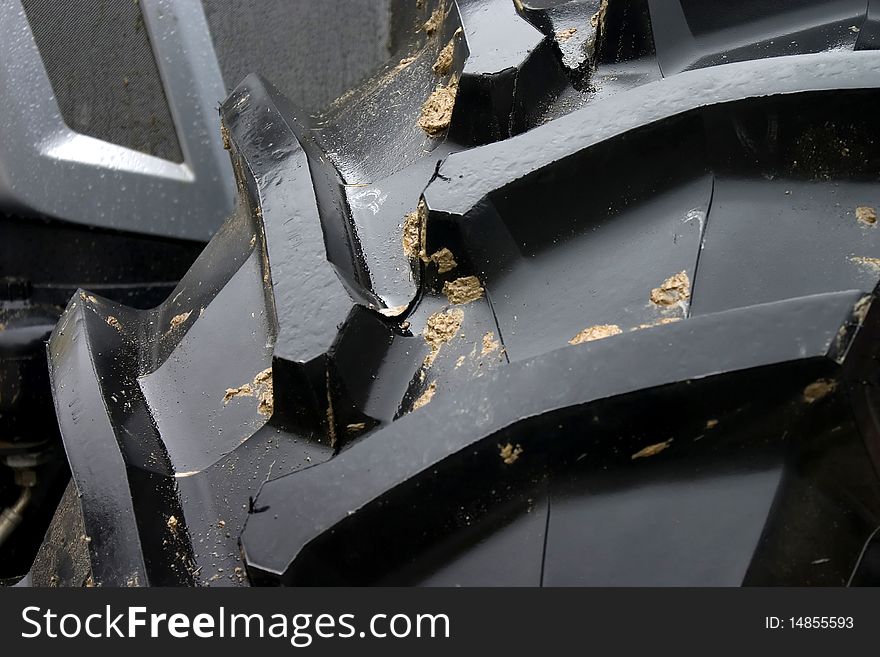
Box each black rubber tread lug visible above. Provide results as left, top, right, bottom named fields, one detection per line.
left=518, top=0, right=603, bottom=77
left=448, top=0, right=569, bottom=144
left=424, top=52, right=880, bottom=218
left=241, top=290, right=874, bottom=584
left=647, top=0, right=868, bottom=76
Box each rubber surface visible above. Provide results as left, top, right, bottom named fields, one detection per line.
left=37, top=0, right=880, bottom=586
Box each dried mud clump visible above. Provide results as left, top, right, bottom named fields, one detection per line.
left=569, top=324, right=622, bottom=345
left=222, top=367, right=273, bottom=416
left=412, top=381, right=437, bottom=410
left=803, top=379, right=837, bottom=404
left=402, top=211, right=421, bottom=258
left=223, top=383, right=253, bottom=403
left=433, top=36, right=456, bottom=75
left=631, top=439, right=673, bottom=460
left=169, top=310, right=192, bottom=330
left=253, top=368, right=273, bottom=416
left=481, top=331, right=500, bottom=355
left=499, top=443, right=523, bottom=465
left=402, top=201, right=428, bottom=260
left=422, top=5, right=444, bottom=35
left=556, top=27, right=577, bottom=42
left=106, top=316, right=122, bottom=331
left=418, top=76, right=458, bottom=136
left=856, top=206, right=877, bottom=226
left=443, top=275, right=484, bottom=305
left=650, top=271, right=690, bottom=307
left=429, top=247, right=457, bottom=273
left=423, top=307, right=464, bottom=367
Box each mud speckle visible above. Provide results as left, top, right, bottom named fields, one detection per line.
left=803, top=379, right=837, bottom=404
left=379, top=304, right=408, bottom=317
left=650, top=271, right=690, bottom=307
left=443, top=275, right=484, bottom=305
left=632, top=439, right=673, bottom=460
left=849, top=255, right=880, bottom=272
left=166, top=515, right=179, bottom=531
left=591, top=0, right=609, bottom=30
left=429, top=247, right=457, bottom=273
left=499, top=443, right=523, bottom=465
left=423, top=307, right=464, bottom=367
left=705, top=419, right=719, bottom=430
left=481, top=331, right=500, bottom=355
left=856, top=206, right=877, bottom=226
left=412, top=380, right=437, bottom=410
left=556, top=27, right=577, bottom=42
left=324, top=369, right=337, bottom=448
left=106, top=316, right=122, bottom=331
left=169, top=311, right=192, bottom=330
left=854, top=294, right=872, bottom=324
left=433, top=36, right=456, bottom=75
left=395, top=55, right=417, bottom=72
left=569, top=324, right=622, bottom=345
left=418, top=76, right=458, bottom=136
left=632, top=317, right=682, bottom=331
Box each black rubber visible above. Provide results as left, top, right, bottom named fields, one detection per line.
left=35, top=0, right=880, bottom=586
left=0, top=217, right=202, bottom=581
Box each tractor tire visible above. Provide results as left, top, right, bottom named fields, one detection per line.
left=34, top=0, right=880, bottom=586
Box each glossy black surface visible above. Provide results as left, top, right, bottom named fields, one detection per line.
left=39, top=0, right=880, bottom=586
left=242, top=291, right=880, bottom=584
